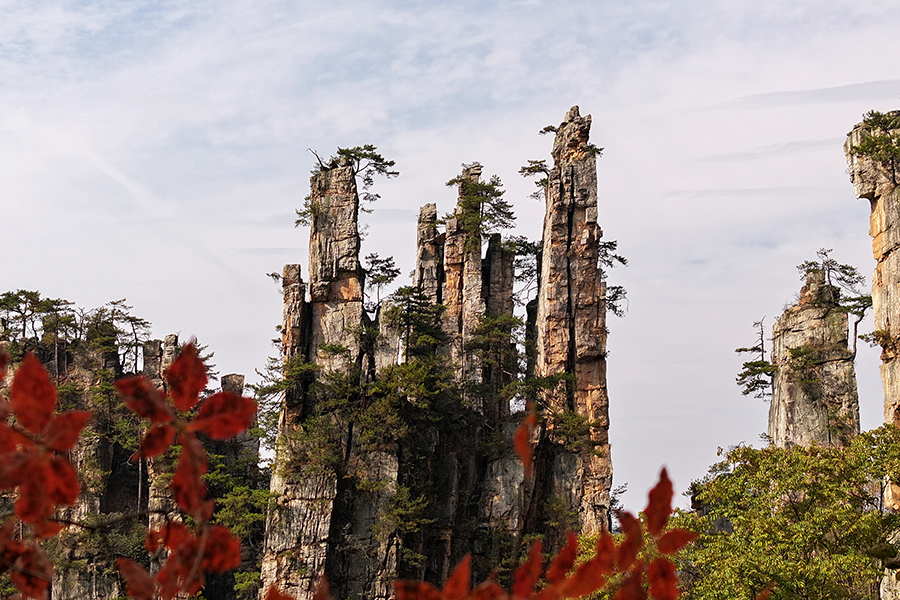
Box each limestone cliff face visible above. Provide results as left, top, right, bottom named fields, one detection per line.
left=145, top=334, right=180, bottom=534
left=441, top=165, right=488, bottom=398
left=846, top=115, right=900, bottom=427
left=767, top=270, right=860, bottom=448
left=415, top=203, right=444, bottom=304
left=533, top=106, right=611, bottom=536
left=265, top=108, right=614, bottom=597
left=846, top=112, right=900, bottom=598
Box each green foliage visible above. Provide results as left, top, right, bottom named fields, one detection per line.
left=446, top=165, right=516, bottom=250
left=674, top=425, right=900, bottom=600
left=295, top=145, right=398, bottom=226
left=384, top=286, right=448, bottom=359
left=735, top=318, right=776, bottom=400
left=364, top=252, right=401, bottom=310
left=850, top=110, right=900, bottom=183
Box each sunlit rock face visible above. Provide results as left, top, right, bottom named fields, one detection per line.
left=846, top=114, right=900, bottom=429
left=262, top=107, right=615, bottom=597
left=846, top=112, right=900, bottom=598
left=533, top=106, right=612, bottom=537
left=768, top=270, right=859, bottom=448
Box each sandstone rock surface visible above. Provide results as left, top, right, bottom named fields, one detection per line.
left=768, top=270, right=860, bottom=447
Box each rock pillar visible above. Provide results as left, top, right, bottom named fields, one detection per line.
left=415, top=203, right=444, bottom=304
left=845, top=114, right=900, bottom=428
left=442, top=165, right=488, bottom=403
left=846, top=113, right=900, bottom=599
left=534, top=106, right=611, bottom=536
left=768, top=270, right=860, bottom=447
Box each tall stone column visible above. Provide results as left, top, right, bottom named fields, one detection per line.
left=534, top=106, right=611, bottom=536
left=767, top=270, right=859, bottom=447
left=846, top=112, right=900, bottom=599
left=441, top=165, right=487, bottom=404
left=415, top=203, right=444, bottom=304
left=845, top=114, right=900, bottom=428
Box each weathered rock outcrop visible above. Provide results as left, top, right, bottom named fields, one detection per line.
left=767, top=270, right=860, bottom=447
left=533, top=106, right=611, bottom=536
left=846, top=115, right=900, bottom=427
left=846, top=111, right=900, bottom=598
left=441, top=165, right=488, bottom=398
left=415, top=203, right=444, bottom=304
left=264, top=108, right=614, bottom=597
left=145, top=333, right=181, bottom=534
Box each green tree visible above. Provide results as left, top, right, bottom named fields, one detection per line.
left=735, top=318, right=777, bottom=400
left=674, top=425, right=900, bottom=600
left=295, top=145, right=398, bottom=226
left=797, top=248, right=872, bottom=357
left=446, top=163, right=515, bottom=250
left=850, top=110, right=900, bottom=184
left=364, top=252, right=401, bottom=310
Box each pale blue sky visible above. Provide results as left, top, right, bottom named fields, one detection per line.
left=3, top=0, right=899, bottom=510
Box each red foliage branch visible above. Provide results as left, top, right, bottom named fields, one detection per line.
left=1, top=349, right=765, bottom=600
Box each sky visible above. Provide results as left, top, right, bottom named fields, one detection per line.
left=2, top=0, right=900, bottom=511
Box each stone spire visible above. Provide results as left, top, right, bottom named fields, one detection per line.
left=533, top=106, right=611, bottom=536
left=768, top=270, right=860, bottom=447
left=441, top=164, right=488, bottom=400
left=845, top=108, right=900, bottom=600
left=415, top=203, right=444, bottom=304
left=845, top=114, right=900, bottom=428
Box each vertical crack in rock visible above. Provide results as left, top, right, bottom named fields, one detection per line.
left=534, top=106, right=611, bottom=537
left=441, top=165, right=487, bottom=403
left=768, top=270, right=860, bottom=448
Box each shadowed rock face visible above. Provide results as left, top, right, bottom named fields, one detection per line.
left=768, top=270, right=859, bottom=448
left=534, top=106, right=611, bottom=536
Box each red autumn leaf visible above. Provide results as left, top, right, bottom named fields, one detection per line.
left=395, top=580, right=442, bottom=600
left=616, top=511, right=643, bottom=571
left=513, top=539, right=543, bottom=598
left=10, top=543, right=52, bottom=599
left=467, top=580, right=507, bottom=600
left=166, top=343, right=208, bottom=412
left=15, top=458, right=53, bottom=524
left=190, top=392, right=257, bottom=439
left=10, top=353, right=57, bottom=434
left=612, top=564, right=647, bottom=600
left=546, top=532, right=578, bottom=584
left=170, top=433, right=208, bottom=515
left=133, top=424, right=176, bottom=460
left=32, top=517, right=64, bottom=539
left=44, top=410, right=91, bottom=452
left=443, top=554, right=471, bottom=600
left=656, top=529, right=697, bottom=555
left=645, top=468, right=673, bottom=536
left=0, top=449, right=32, bottom=490
left=0, top=398, right=10, bottom=420
left=203, top=524, right=242, bottom=573
left=267, top=585, right=299, bottom=600
left=46, top=454, right=80, bottom=505
left=118, top=557, right=157, bottom=600
left=560, top=558, right=607, bottom=598
left=159, top=520, right=192, bottom=550
left=594, top=529, right=617, bottom=574
left=314, top=576, right=334, bottom=600
left=117, top=376, right=173, bottom=423
left=514, top=411, right=538, bottom=479
left=648, top=557, right=678, bottom=600
left=755, top=585, right=774, bottom=600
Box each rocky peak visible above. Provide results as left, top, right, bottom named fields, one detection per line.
left=768, top=275, right=859, bottom=448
